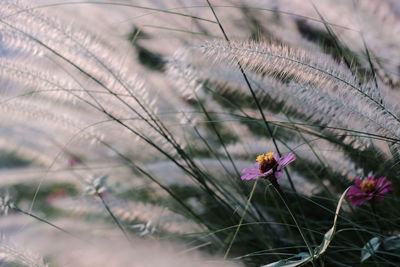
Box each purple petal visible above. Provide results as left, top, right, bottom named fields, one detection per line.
left=348, top=192, right=369, bottom=206
left=279, top=152, right=296, bottom=166
left=347, top=186, right=368, bottom=206
left=262, top=169, right=273, bottom=177
left=277, top=152, right=296, bottom=170
left=274, top=170, right=283, bottom=179
left=241, top=168, right=261, bottom=180
left=352, top=198, right=367, bottom=206
left=354, top=178, right=363, bottom=186
left=242, top=168, right=259, bottom=174
left=241, top=173, right=260, bottom=180
left=348, top=185, right=362, bottom=195
left=379, top=180, right=392, bottom=190
left=376, top=177, right=387, bottom=187
left=376, top=180, right=393, bottom=195
left=378, top=187, right=393, bottom=195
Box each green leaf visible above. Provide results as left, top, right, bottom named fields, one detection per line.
left=361, top=237, right=381, bottom=262
left=383, top=234, right=400, bottom=251
left=261, top=252, right=311, bottom=267
left=360, top=234, right=400, bottom=262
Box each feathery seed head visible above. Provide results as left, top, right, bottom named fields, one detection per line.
left=85, top=175, right=108, bottom=196
left=0, top=193, right=13, bottom=215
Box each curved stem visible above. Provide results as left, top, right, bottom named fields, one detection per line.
left=224, top=179, right=259, bottom=259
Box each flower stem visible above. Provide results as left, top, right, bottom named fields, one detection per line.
left=370, top=201, right=383, bottom=236
left=97, top=193, right=132, bottom=245
left=270, top=178, right=315, bottom=266
left=11, top=206, right=84, bottom=241
left=224, top=179, right=259, bottom=259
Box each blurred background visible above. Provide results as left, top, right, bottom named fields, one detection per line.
left=0, top=0, right=400, bottom=266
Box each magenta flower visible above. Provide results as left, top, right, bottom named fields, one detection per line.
left=347, top=176, right=393, bottom=206
left=241, top=152, right=296, bottom=180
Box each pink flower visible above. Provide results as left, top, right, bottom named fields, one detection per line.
left=347, top=176, right=393, bottom=206
left=241, top=152, right=296, bottom=180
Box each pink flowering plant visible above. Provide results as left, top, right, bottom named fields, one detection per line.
left=347, top=176, right=393, bottom=206
left=241, top=152, right=296, bottom=181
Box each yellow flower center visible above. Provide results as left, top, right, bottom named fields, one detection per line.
left=256, top=152, right=277, bottom=173
left=360, top=180, right=376, bottom=193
